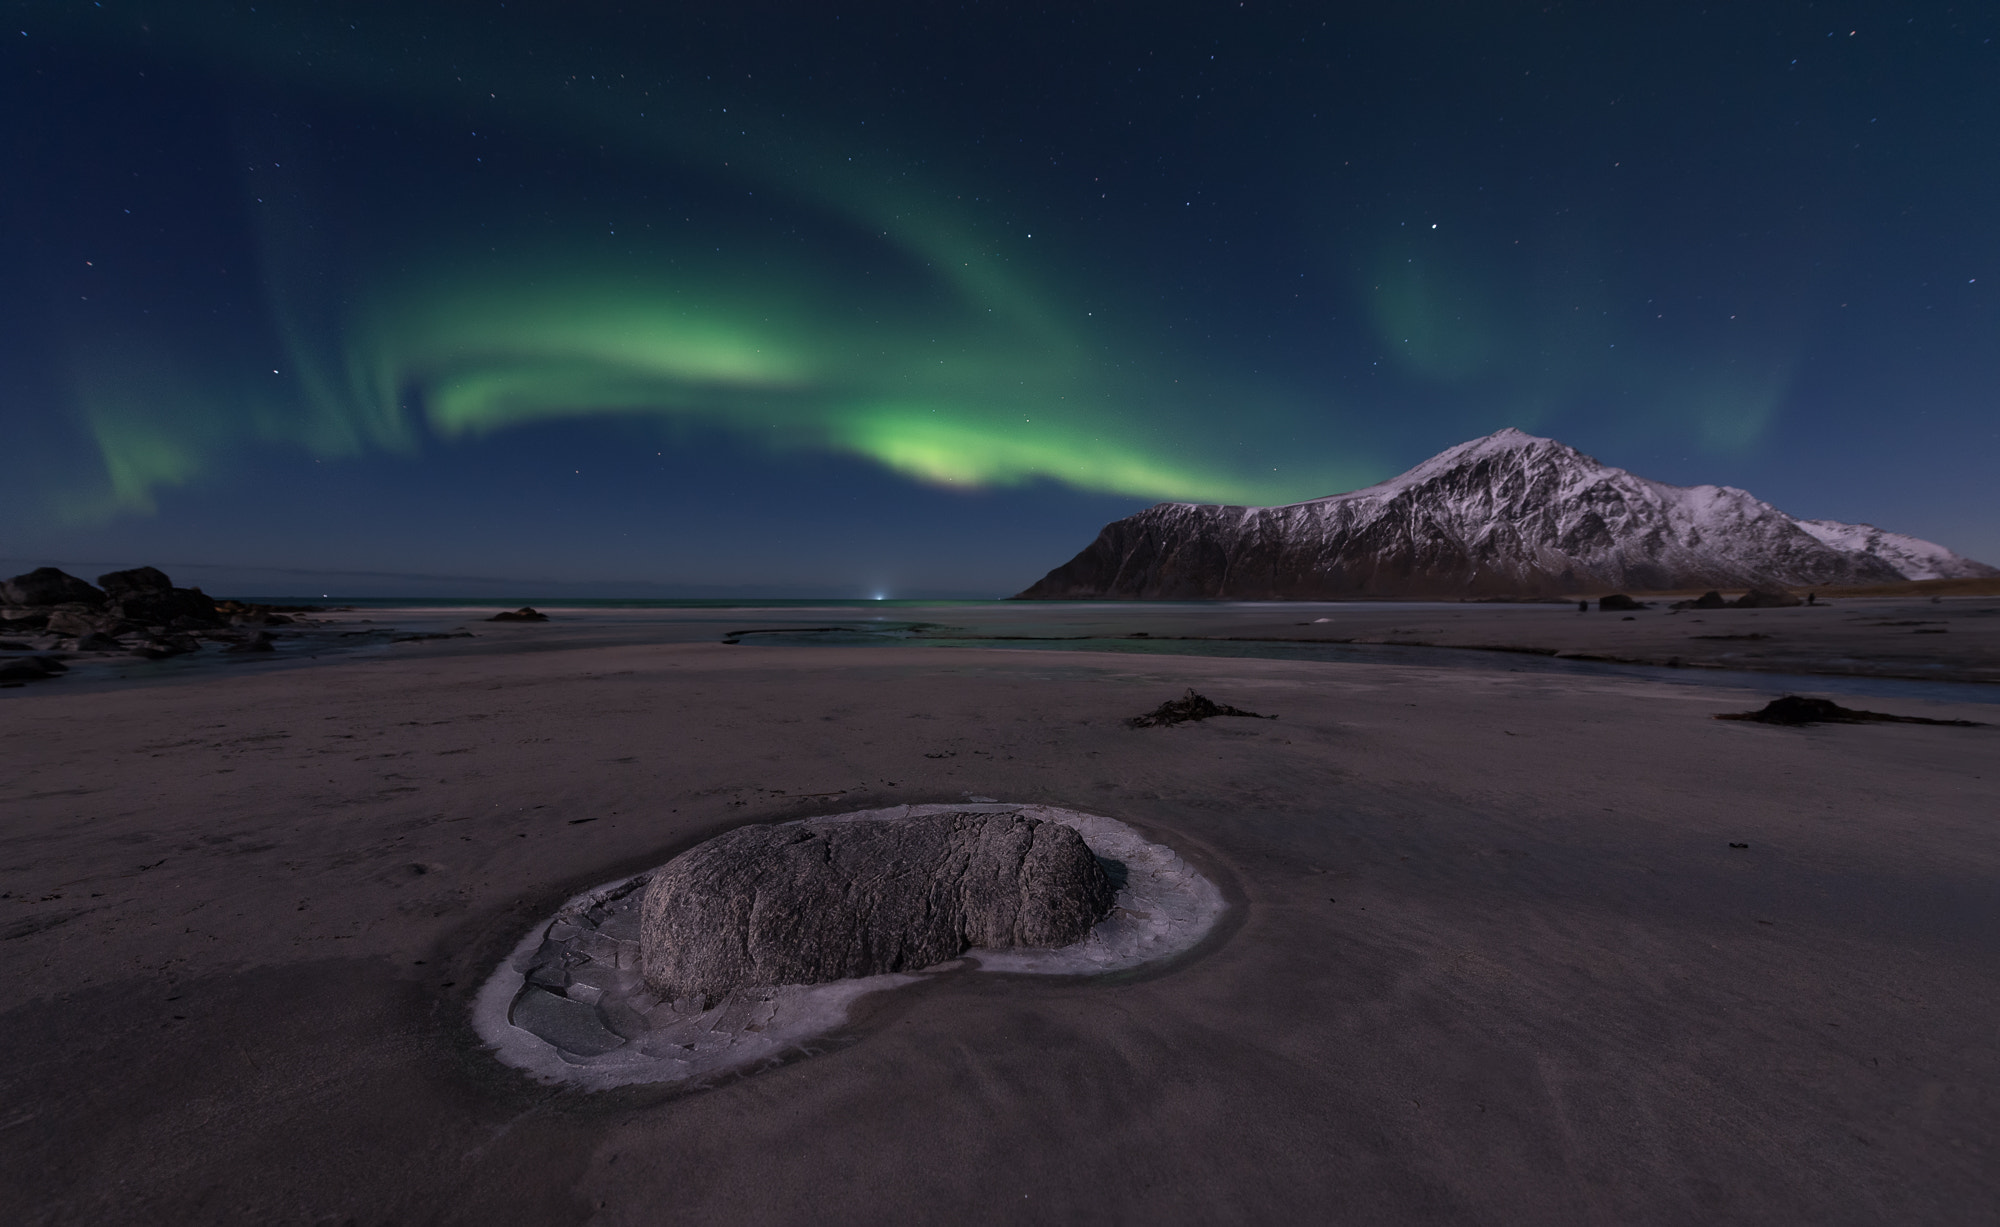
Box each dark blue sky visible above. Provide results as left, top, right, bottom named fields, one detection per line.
left=4, top=1, right=1996, bottom=595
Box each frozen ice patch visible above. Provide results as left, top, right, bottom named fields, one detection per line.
left=471, top=803, right=1223, bottom=1090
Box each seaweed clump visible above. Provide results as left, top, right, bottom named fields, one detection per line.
left=1129, top=688, right=1275, bottom=728
left=1716, top=695, right=1984, bottom=727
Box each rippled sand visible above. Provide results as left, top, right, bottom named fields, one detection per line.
left=1, top=628, right=1994, bottom=1223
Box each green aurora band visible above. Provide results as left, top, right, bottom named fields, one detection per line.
left=48, top=6, right=1376, bottom=520
left=73, top=227, right=1347, bottom=518
left=43, top=4, right=1800, bottom=522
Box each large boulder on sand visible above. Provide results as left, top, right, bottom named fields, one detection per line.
left=1, top=568, right=104, bottom=608
left=640, top=811, right=1118, bottom=1005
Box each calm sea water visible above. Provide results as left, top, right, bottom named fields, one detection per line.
left=14, top=598, right=1997, bottom=707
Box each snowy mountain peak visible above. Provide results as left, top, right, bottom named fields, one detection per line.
left=1020, top=431, right=1996, bottom=599
left=1433, top=425, right=1558, bottom=461
left=1339, top=427, right=1601, bottom=504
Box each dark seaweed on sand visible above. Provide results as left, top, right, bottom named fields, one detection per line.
left=1716, top=695, right=1985, bottom=727
left=1130, top=688, right=1275, bottom=728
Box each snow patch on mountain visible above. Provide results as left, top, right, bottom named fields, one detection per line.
left=1794, top=519, right=1989, bottom=581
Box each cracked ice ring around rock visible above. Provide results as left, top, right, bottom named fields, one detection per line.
left=472, top=803, right=1226, bottom=1090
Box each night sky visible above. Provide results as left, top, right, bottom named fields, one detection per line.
left=5, top=2, right=1997, bottom=596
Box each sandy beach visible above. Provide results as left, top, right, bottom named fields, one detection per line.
left=2, top=608, right=1996, bottom=1223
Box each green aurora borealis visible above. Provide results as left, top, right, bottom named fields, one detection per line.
left=40, top=1, right=1367, bottom=521
left=82, top=157, right=1340, bottom=518
left=7, top=3, right=1999, bottom=588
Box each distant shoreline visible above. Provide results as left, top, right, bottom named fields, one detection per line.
left=9, top=590, right=1997, bottom=697
left=203, top=574, right=2000, bottom=609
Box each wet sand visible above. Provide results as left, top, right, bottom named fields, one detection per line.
left=11, top=591, right=1997, bottom=693
left=1184, top=594, right=2000, bottom=684
left=2, top=630, right=1996, bottom=1223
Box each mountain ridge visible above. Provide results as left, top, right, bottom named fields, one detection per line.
left=1015, top=428, right=1997, bottom=600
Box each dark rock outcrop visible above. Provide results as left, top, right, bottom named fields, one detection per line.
left=130, top=633, right=200, bottom=659
left=489, top=607, right=549, bottom=622
left=0, top=656, right=68, bottom=683
left=44, top=608, right=118, bottom=638
left=640, top=811, right=1117, bottom=1005
left=1, top=568, right=104, bottom=608
left=1598, top=593, right=1647, bottom=611
left=1731, top=588, right=1802, bottom=608
left=97, top=567, right=220, bottom=626
left=1, top=566, right=221, bottom=631
left=96, top=566, right=172, bottom=603
left=1672, top=590, right=1730, bottom=610
left=1716, top=696, right=1984, bottom=727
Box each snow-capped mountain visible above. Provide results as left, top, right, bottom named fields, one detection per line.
left=1791, top=519, right=1983, bottom=582
left=1015, top=428, right=1997, bottom=599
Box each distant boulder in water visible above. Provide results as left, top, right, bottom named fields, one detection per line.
left=488, top=607, right=550, bottom=622
left=1731, top=588, right=1801, bottom=608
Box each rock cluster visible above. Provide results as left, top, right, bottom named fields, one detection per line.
left=0, top=568, right=106, bottom=607
left=639, top=811, right=1117, bottom=1005
left=1730, top=588, right=1802, bottom=608
left=0, top=566, right=315, bottom=680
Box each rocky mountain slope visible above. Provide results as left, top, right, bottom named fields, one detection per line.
left=1016, top=428, right=1997, bottom=599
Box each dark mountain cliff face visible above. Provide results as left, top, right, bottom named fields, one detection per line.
left=1016, top=429, right=1995, bottom=599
